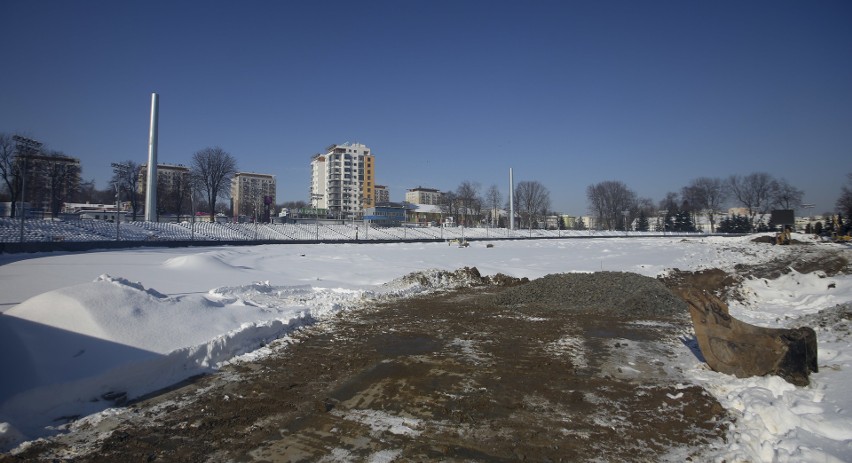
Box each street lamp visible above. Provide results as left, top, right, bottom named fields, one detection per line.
left=111, top=163, right=130, bottom=241
left=190, top=188, right=195, bottom=241
left=13, top=136, right=43, bottom=243
left=311, top=193, right=323, bottom=240
left=801, top=204, right=815, bottom=232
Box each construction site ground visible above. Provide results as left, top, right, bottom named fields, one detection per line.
left=5, top=242, right=849, bottom=462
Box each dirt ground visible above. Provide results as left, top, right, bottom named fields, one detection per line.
left=5, top=286, right=726, bottom=462
left=5, top=242, right=848, bottom=462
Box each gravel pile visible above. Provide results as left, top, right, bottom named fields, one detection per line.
left=489, top=271, right=688, bottom=318
left=792, top=302, right=852, bottom=338
left=387, top=267, right=528, bottom=293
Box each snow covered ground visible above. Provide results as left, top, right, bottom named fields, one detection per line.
left=1, top=235, right=851, bottom=461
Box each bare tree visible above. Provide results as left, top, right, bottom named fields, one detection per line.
left=773, top=178, right=804, bottom=210
left=659, top=191, right=679, bottom=212
left=280, top=200, right=308, bottom=211
left=515, top=180, right=551, bottom=230
left=439, top=190, right=458, bottom=224
left=111, top=161, right=143, bottom=220
left=837, top=173, right=852, bottom=219
left=484, top=184, right=502, bottom=227
left=455, top=181, right=481, bottom=226
left=35, top=150, right=81, bottom=216
left=153, top=169, right=192, bottom=220
left=632, top=197, right=655, bottom=231
left=75, top=179, right=114, bottom=204
left=684, top=177, right=728, bottom=232
left=586, top=181, right=636, bottom=230
left=191, top=147, right=237, bottom=222
left=728, top=173, right=777, bottom=230
left=658, top=192, right=680, bottom=232
left=0, top=133, right=22, bottom=217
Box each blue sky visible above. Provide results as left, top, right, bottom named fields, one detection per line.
left=2, top=0, right=850, bottom=215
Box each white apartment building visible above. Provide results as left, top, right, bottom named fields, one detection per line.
left=310, top=142, right=375, bottom=218
left=405, top=186, right=442, bottom=205
left=231, top=172, right=276, bottom=220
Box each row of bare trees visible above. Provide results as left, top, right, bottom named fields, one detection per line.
left=586, top=173, right=806, bottom=232
left=437, top=180, right=551, bottom=230
left=109, top=147, right=238, bottom=222
left=1, top=131, right=238, bottom=223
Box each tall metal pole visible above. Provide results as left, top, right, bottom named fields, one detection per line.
left=115, top=185, right=121, bottom=240
left=111, top=162, right=129, bottom=240
left=19, top=159, right=26, bottom=243
left=145, top=92, right=159, bottom=222
left=509, top=168, right=515, bottom=231
left=190, top=189, right=195, bottom=241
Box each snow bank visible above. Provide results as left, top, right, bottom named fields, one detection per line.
left=0, top=275, right=367, bottom=446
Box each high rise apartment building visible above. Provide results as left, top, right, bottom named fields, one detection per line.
left=310, top=142, right=375, bottom=218
left=231, top=172, right=276, bottom=220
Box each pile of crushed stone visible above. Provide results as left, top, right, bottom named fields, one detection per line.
left=386, top=266, right=528, bottom=292
left=489, top=271, right=688, bottom=318
left=792, top=302, right=852, bottom=341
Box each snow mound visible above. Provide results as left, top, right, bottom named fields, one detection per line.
left=162, top=253, right=238, bottom=271
left=0, top=277, right=369, bottom=449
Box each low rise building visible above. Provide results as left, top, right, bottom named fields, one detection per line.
left=405, top=186, right=442, bottom=205
left=364, top=202, right=408, bottom=226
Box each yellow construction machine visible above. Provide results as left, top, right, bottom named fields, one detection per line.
left=775, top=226, right=792, bottom=245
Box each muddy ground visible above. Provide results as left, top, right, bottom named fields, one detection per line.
left=4, top=243, right=849, bottom=462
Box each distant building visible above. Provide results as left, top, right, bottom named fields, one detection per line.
left=310, top=142, right=375, bottom=219
left=20, top=151, right=81, bottom=217
left=580, top=216, right=597, bottom=230
left=559, top=214, right=580, bottom=229
left=545, top=215, right=560, bottom=230
left=231, top=172, right=276, bottom=221
left=407, top=204, right=443, bottom=225
left=139, top=163, right=191, bottom=217
left=727, top=207, right=750, bottom=217
left=374, top=184, right=389, bottom=204
left=62, top=202, right=122, bottom=221
left=405, top=186, right=442, bottom=205
left=139, top=163, right=189, bottom=193
left=364, top=202, right=407, bottom=226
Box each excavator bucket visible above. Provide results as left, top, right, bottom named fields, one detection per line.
left=679, top=289, right=817, bottom=386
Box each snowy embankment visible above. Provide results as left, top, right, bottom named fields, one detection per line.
left=1, top=235, right=851, bottom=461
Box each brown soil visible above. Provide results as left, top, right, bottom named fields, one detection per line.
left=5, top=284, right=727, bottom=462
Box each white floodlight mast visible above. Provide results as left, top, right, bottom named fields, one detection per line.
left=145, top=93, right=159, bottom=222
left=509, top=168, right=515, bottom=230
